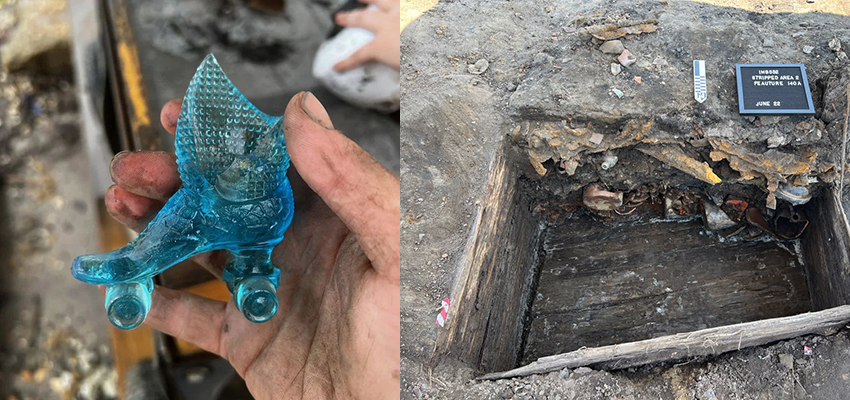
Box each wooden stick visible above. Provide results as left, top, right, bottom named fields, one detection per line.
left=478, top=305, right=850, bottom=380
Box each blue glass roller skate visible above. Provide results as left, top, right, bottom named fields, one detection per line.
left=72, top=54, right=295, bottom=329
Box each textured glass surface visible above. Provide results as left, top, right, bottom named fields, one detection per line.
left=72, top=54, right=294, bottom=329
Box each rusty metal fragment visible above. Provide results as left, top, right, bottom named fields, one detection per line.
left=774, top=206, right=809, bottom=240
left=583, top=184, right=623, bottom=211
left=708, top=138, right=817, bottom=208
left=578, top=20, right=659, bottom=41
left=638, top=145, right=721, bottom=185
left=517, top=119, right=657, bottom=176
left=745, top=208, right=774, bottom=239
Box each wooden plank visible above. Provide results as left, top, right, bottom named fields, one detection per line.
left=802, top=186, right=850, bottom=309
left=479, top=305, right=850, bottom=380
left=524, top=217, right=811, bottom=362
left=433, top=150, right=542, bottom=372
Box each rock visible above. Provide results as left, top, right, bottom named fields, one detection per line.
left=618, top=49, right=636, bottom=67
left=763, top=38, right=775, bottom=47
left=559, top=368, right=571, bottom=380
left=610, top=63, right=621, bottom=75
left=829, top=37, right=842, bottom=52
left=0, top=0, right=72, bottom=74
left=779, top=353, right=794, bottom=370
left=590, top=133, right=604, bottom=144
left=767, top=135, right=787, bottom=148
left=599, top=40, right=625, bottom=54
left=572, top=367, right=593, bottom=376
left=468, top=59, right=489, bottom=75
left=803, top=45, right=815, bottom=54
left=792, top=31, right=805, bottom=38
left=498, top=385, right=514, bottom=399
left=634, top=76, right=642, bottom=84
left=611, top=88, right=624, bottom=98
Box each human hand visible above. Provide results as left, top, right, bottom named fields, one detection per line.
left=333, top=0, right=400, bottom=71
left=105, top=92, right=400, bottom=399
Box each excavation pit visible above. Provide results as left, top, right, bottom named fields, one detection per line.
left=434, top=147, right=850, bottom=377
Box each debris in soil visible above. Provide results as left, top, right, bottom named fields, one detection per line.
left=778, top=353, right=794, bottom=370
left=578, top=20, right=658, bottom=41
left=600, top=152, right=618, bottom=170
left=583, top=183, right=622, bottom=211
left=701, top=196, right=736, bottom=231
left=436, top=298, right=450, bottom=327
left=774, top=205, right=809, bottom=240
left=708, top=138, right=818, bottom=209
left=638, top=145, right=721, bottom=185
left=599, top=40, right=624, bottom=54
left=611, top=87, right=624, bottom=98
left=468, top=59, right=489, bottom=75
left=610, top=63, right=621, bottom=75
left=618, top=49, right=636, bottom=67
left=775, top=182, right=813, bottom=205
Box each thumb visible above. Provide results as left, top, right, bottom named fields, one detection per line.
left=283, top=92, right=399, bottom=279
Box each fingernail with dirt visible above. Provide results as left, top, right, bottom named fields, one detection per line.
left=110, top=151, right=131, bottom=179
left=301, top=92, right=334, bottom=130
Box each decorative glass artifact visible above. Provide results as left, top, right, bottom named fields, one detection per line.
left=72, top=54, right=294, bottom=330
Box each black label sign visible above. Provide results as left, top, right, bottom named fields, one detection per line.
left=736, top=64, right=814, bottom=115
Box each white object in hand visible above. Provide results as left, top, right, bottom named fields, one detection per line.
left=313, top=27, right=400, bottom=113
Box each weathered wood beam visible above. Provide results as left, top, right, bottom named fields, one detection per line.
left=802, top=186, right=850, bottom=309
left=479, top=305, right=850, bottom=380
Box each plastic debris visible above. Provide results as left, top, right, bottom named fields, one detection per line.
left=436, top=298, right=450, bottom=327
left=611, top=88, right=624, bottom=98
left=583, top=184, right=623, bottom=211
left=804, top=345, right=813, bottom=356
left=72, top=55, right=295, bottom=329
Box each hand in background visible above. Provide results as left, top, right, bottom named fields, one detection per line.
left=105, top=92, right=400, bottom=399
left=334, top=0, right=401, bottom=71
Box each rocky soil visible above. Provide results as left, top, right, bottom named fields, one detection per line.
left=401, top=0, right=850, bottom=399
